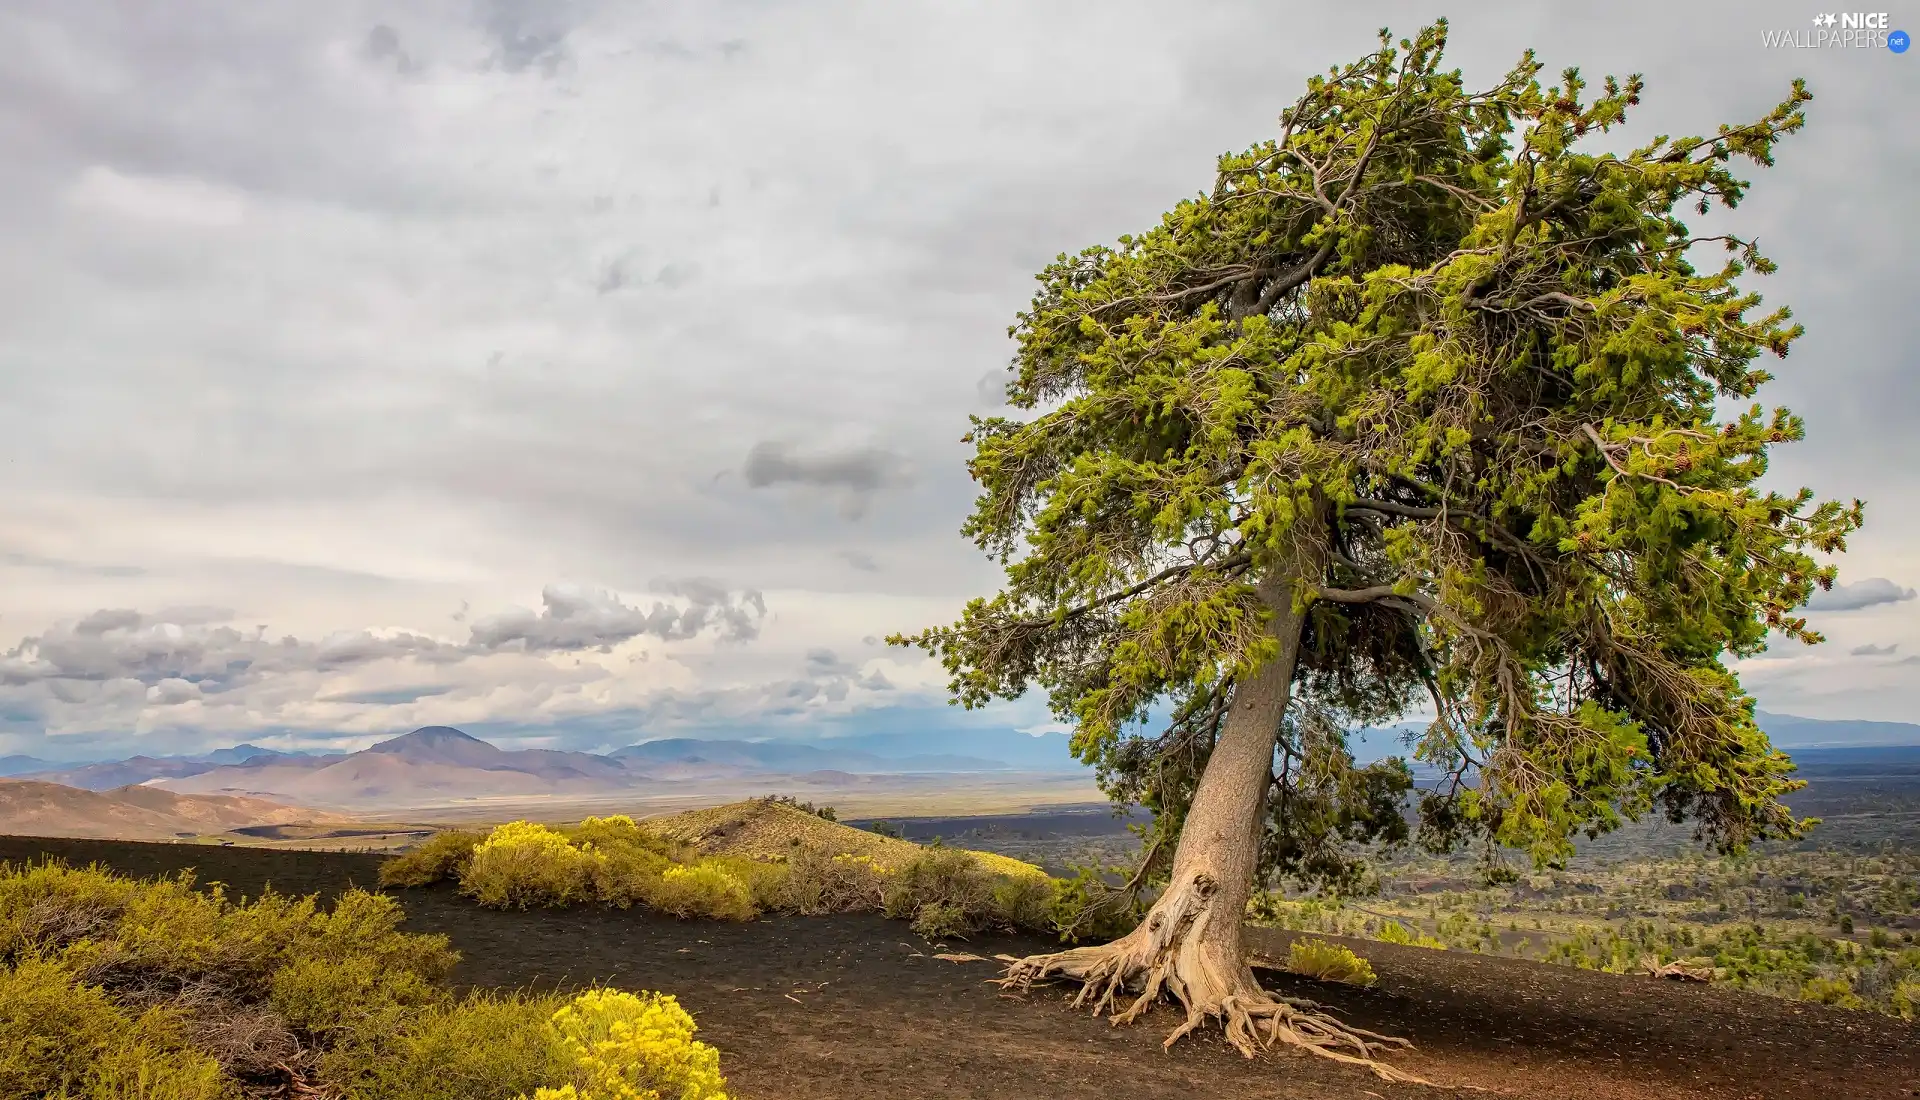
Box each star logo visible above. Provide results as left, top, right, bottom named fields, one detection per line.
left=1812, top=12, right=1837, bottom=26
left=1823, top=13, right=1838, bottom=26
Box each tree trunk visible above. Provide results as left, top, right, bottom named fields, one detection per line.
left=999, top=566, right=1420, bottom=1081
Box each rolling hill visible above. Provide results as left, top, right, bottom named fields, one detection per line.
left=0, top=779, right=348, bottom=841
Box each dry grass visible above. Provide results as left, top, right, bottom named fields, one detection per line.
left=639, top=800, right=1046, bottom=880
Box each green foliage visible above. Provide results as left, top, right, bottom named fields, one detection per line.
left=323, top=993, right=572, bottom=1100
left=649, top=863, right=756, bottom=922
left=1285, top=938, right=1378, bottom=985
left=865, top=820, right=905, bottom=839
left=1046, top=865, right=1147, bottom=943
left=0, top=861, right=734, bottom=1100
left=1248, top=847, right=1920, bottom=1017
left=1798, top=976, right=1862, bottom=1009
left=0, top=956, right=232, bottom=1100
left=882, top=849, right=1006, bottom=939
left=1376, top=919, right=1447, bottom=949
left=775, top=847, right=887, bottom=916
left=377, top=829, right=485, bottom=888
left=895, top=18, right=1860, bottom=895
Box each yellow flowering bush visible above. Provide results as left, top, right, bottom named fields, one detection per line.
left=462, top=822, right=604, bottom=909
left=527, top=989, right=728, bottom=1100
left=648, top=863, right=755, bottom=922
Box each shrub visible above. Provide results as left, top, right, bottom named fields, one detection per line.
left=882, top=849, right=994, bottom=931
left=531, top=989, right=728, bottom=1100
left=779, top=846, right=888, bottom=915
left=704, top=856, right=790, bottom=912
left=324, top=992, right=573, bottom=1100
left=647, top=863, right=757, bottom=922
left=1285, top=938, right=1378, bottom=986
left=462, top=823, right=603, bottom=909
left=1799, top=976, right=1864, bottom=1009
left=1377, top=919, right=1448, bottom=950
left=271, top=953, right=443, bottom=1037
left=378, top=830, right=485, bottom=888
left=758, top=795, right=836, bottom=822
left=2, top=861, right=742, bottom=1100
left=991, top=874, right=1056, bottom=932
left=1047, top=868, right=1144, bottom=944
left=865, top=820, right=904, bottom=839
left=0, top=955, right=232, bottom=1099
left=1891, top=980, right=1920, bottom=1021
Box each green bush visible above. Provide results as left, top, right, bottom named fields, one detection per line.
left=1285, top=938, right=1379, bottom=986
left=777, top=846, right=887, bottom=916
left=704, top=856, right=790, bottom=912
left=882, top=849, right=994, bottom=932
left=0, top=860, right=737, bottom=1100
left=378, top=830, right=485, bottom=888
left=1377, top=919, right=1448, bottom=950
left=324, top=992, right=573, bottom=1100
left=1046, top=867, right=1144, bottom=944
left=647, top=863, right=757, bottom=922
left=1799, top=976, right=1864, bottom=1009
left=0, top=955, right=232, bottom=1099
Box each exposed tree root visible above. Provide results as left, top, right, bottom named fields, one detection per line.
left=998, top=875, right=1425, bottom=1085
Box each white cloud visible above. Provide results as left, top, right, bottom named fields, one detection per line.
left=65, top=165, right=249, bottom=227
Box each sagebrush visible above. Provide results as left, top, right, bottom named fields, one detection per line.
left=0, top=860, right=728, bottom=1100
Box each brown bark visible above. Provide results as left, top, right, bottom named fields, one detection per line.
left=999, top=558, right=1421, bottom=1081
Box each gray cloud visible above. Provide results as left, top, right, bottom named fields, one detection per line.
left=1807, top=578, right=1917, bottom=612
left=363, top=25, right=416, bottom=74
left=480, top=0, right=576, bottom=76
left=743, top=442, right=907, bottom=494
left=465, top=581, right=766, bottom=652
left=1850, top=643, right=1899, bottom=657
left=742, top=442, right=912, bottom=520
left=837, top=549, right=880, bottom=573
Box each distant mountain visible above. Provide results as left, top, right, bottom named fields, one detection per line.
left=0, top=755, right=53, bottom=778
left=12, top=725, right=1088, bottom=812
left=25, top=755, right=230, bottom=792
left=1756, top=711, right=1920, bottom=748
left=197, top=743, right=308, bottom=766
left=156, top=726, right=638, bottom=809
left=0, top=778, right=347, bottom=841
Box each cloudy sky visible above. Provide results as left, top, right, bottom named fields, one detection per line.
left=1, top=1, right=1915, bottom=761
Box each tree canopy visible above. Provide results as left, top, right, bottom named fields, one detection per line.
left=897, top=21, right=1861, bottom=889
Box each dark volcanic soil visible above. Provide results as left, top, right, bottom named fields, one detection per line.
left=5, top=835, right=1916, bottom=1100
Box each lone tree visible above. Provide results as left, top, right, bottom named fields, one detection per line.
left=894, top=21, right=1861, bottom=1079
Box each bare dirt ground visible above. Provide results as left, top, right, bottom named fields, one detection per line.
left=5, top=835, right=1915, bottom=1100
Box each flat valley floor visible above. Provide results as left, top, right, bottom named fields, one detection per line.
left=3, top=835, right=1915, bottom=1100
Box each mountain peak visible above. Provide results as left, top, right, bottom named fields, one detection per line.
left=365, top=726, right=501, bottom=765
left=373, top=725, right=483, bottom=746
